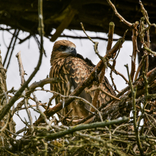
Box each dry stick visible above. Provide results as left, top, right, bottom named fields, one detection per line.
left=137, top=71, right=148, bottom=132
left=107, top=62, right=128, bottom=84
left=32, top=93, right=49, bottom=125
left=59, top=34, right=119, bottom=41
left=80, top=22, right=106, bottom=65
left=107, top=22, right=116, bottom=94
left=125, top=64, right=144, bottom=156
left=81, top=22, right=117, bottom=112
left=130, top=21, right=139, bottom=81
left=3, top=29, right=18, bottom=67
left=16, top=52, right=25, bottom=84
left=81, top=22, right=106, bottom=112
left=106, top=0, right=133, bottom=27
left=10, top=78, right=58, bottom=119
left=98, top=28, right=115, bottom=155
left=139, top=17, right=149, bottom=75
left=81, top=66, right=156, bottom=125
left=0, top=0, right=44, bottom=121
left=134, top=54, right=146, bottom=81
left=34, top=33, right=126, bottom=126
left=26, top=78, right=59, bottom=97
left=0, top=113, right=10, bottom=133
left=6, top=29, right=20, bottom=70
left=107, top=22, right=115, bottom=53
left=16, top=51, right=34, bottom=133
left=36, top=117, right=129, bottom=140
left=86, top=87, right=120, bottom=101
left=143, top=44, right=156, bottom=56
left=139, top=1, right=156, bottom=73
left=139, top=0, right=155, bottom=27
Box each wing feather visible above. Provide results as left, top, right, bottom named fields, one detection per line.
left=50, top=56, right=116, bottom=125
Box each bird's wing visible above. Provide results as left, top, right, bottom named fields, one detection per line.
left=50, top=56, right=116, bottom=124
left=50, top=56, right=92, bottom=121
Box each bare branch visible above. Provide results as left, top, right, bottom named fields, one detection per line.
left=0, top=0, right=44, bottom=121
left=107, top=0, right=133, bottom=27
left=36, top=117, right=129, bottom=140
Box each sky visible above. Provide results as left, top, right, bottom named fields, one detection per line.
left=0, top=28, right=134, bottom=133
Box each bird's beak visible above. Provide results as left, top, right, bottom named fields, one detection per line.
left=70, top=47, right=77, bottom=56
left=66, top=47, right=77, bottom=56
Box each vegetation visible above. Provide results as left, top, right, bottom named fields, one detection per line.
left=0, top=0, right=156, bottom=155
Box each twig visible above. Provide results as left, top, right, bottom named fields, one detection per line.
left=36, top=117, right=129, bottom=139
left=3, top=29, right=18, bottom=67
left=106, top=30, right=128, bottom=59
left=80, top=22, right=106, bottom=65
left=26, top=78, right=60, bottom=97
left=0, top=113, right=10, bottom=132
left=143, top=44, right=156, bottom=56
left=58, top=34, right=119, bottom=41
left=107, top=62, right=128, bottom=83
left=32, top=93, right=49, bottom=125
left=0, top=0, right=44, bottom=120
left=125, top=64, right=144, bottom=155
left=134, top=54, right=146, bottom=81
left=36, top=89, right=103, bottom=122
left=86, top=87, right=120, bottom=101
left=107, top=0, right=133, bottom=27
left=6, top=30, right=20, bottom=70
left=16, top=52, right=25, bottom=84
left=81, top=22, right=108, bottom=112
left=139, top=0, right=156, bottom=28
left=16, top=51, right=34, bottom=133
left=130, top=21, right=139, bottom=81
left=107, top=22, right=115, bottom=52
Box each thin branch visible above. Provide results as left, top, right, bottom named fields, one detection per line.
left=32, top=93, right=49, bottom=125
left=125, top=64, right=144, bottom=155
left=87, top=87, right=120, bottom=101
left=26, top=78, right=60, bottom=97
left=16, top=51, right=34, bottom=133
left=36, top=117, right=129, bottom=140
left=107, top=62, right=128, bottom=83
left=3, top=29, right=18, bottom=67
left=107, top=22, right=115, bottom=52
left=107, top=0, right=133, bottom=27
left=58, top=34, right=119, bottom=41
left=130, top=21, right=139, bottom=81
left=0, top=0, right=44, bottom=120
left=134, top=54, right=146, bottom=81
left=16, top=51, right=25, bottom=84
left=6, top=29, right=20, bottom=70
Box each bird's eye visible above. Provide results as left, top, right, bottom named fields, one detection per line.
left=59, top=45, right=66, bottom=51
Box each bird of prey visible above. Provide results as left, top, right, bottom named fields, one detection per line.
left=49, top=40, right=115, bottom=125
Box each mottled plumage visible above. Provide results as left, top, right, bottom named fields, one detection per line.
left=50, top=40, right=115, bottom=124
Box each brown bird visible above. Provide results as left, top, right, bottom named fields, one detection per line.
left=49, top=40, right=115, bottom=125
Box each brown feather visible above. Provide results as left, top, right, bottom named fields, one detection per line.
left=49, top=40, right=116, bottom=125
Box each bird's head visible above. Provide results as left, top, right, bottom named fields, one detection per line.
left=51, top=40, right=77, bottom=64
